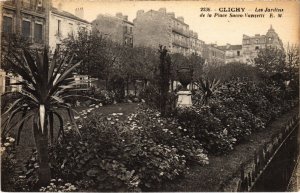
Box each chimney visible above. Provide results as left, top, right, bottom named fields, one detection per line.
left=116, top=12, right=123, bottom=18
left=75, top=7, right=84, bottom=19
left=158, top=8, right=166, bottom=14
left=136, top=10, right=144, bottom=17
left=177, top=16, right=184, bottom=22
left=167, top=12, right=175, bottom=18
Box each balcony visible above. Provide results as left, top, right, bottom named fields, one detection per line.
left=172, top=26, right=190, bottom=38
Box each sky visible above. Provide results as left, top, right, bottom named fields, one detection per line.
left=52, top=0, right=300, bottom=46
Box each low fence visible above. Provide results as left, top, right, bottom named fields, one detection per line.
left=223, top=112, right=299, bottom=192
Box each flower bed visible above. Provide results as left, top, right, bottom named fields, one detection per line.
left=176, top=79, right=297, bottom=155
left=15, top=106, right=208, bottom=191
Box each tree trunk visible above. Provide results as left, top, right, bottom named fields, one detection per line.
left=33, top=119, right=51, bottom=187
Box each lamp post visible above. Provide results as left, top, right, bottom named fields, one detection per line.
left=177, top=66, right=193, bottom=107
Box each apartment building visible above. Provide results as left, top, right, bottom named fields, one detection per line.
left=92, top=13, right=134, bottom=47
left=242, top=25, right=283, bottom=63
left=218, top=44, right=243, bottom=64
left=133, top=8, right=204, bottom=56
left=2, top=0, right=50, bottom=46
left=190, top=32, right=205, bottom=56
left=49, top=6, right=91, bottom=50
left=1, top=0, right=50, bottom=92
left=203, top=44, right=226, bottom=65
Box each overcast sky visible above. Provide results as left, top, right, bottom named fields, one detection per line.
left=52, top=0, right=299, bottom=46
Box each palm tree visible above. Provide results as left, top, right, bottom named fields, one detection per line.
left=1, top=47, right=85, bottom=186
left=194, top=78, right=221, bottom=105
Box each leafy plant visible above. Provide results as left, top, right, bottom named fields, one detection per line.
left=193, top=78, right=221, bottom=105
left=1, top=47, right=84, bottom=186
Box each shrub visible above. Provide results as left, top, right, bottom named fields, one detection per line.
left=21, top=106, right=208, bottom=191
left=177, top=78, right=297, bottom=155
left=93, top=90, right=116, bottom=105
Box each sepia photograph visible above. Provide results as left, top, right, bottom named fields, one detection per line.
left=0, top=0, right=299, bottom=192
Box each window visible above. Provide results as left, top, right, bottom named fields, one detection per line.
left=256, top=39, right=259, bottom=44
left=34, top=23, right=43, bottom=42
left=124, top=26, right=127, bottom=33
left=57, top=20, right=61, bottom=35
left=255, top=46, right=259, bottom=50
left=268, top=37, right=272, bottom=42
left=237, top=51, right=240, bottom=56
left=129, top=27, right=133, bottom=33
left=22, top=20, right=31, bottom=38
left=3, top=16, right=13, bottom=34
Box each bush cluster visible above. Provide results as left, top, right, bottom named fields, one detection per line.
left=22, top=106, right=208, bottom=191
left=176, top=79, right=297, bottom=154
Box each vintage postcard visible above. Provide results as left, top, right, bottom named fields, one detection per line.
left=1, top=0, right=299, bottom=192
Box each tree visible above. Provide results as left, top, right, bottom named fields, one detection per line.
left=158, top=45, right=171, bottom=116
left=254, top=47, right=286, bottom=77
left=1, top=48, right=84, bottom=186
left=61, top=29, right=109, bottom=79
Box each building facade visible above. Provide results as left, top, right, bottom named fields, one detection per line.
left=1, top=0, right=50, bottom=93
left=1, top=0, right=50, bottom=47
left=203, top=44, right=226, bottom=65
left=49, top=6, right=91, bottom=50
left=218, top=44, right=243, bottom=64
left=92, top=13, right=133, bottom=47
left=190, top=32, right=205, bottom=56
left=133, top=8, right=205, bottom=56
left=242, top=25, right=283, bottom=63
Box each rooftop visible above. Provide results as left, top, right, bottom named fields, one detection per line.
left=51, top=7, right=90, bottom=24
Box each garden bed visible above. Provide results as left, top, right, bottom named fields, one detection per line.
left=155, top=106, right=299, bottom=191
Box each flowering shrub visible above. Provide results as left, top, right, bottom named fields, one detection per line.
left=1, top=137, right=19, bottom=191
left=36, top=105, right=209, bottom=191
left=94, top=90, right=116, bottom=105
left=39, top=179, right=77, bottom=192
left=177, top=79, right=297, bottom=155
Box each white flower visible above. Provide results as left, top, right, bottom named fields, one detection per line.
left=107, top=117, right=112, bottom=121
left=4, top=143, right=10, bottom=147
left=74, top=116, right=80, bottom=120
left=112, top=113, right=117, bottom=116
left=95, top=105, right=99, bottom=108
left=9, top=138, right=15, bottom=143
left=183, top=129, right=187, bottom=132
